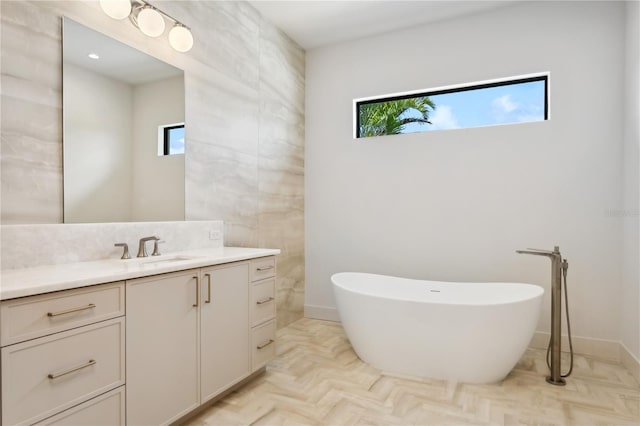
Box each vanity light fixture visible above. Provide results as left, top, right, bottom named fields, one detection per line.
left=99, top=0, right=193, bottom=52
left=132, top=4, right=165, bottom=37
left=99, top=0, right=131, bottom=20
left=168, top=24, right=194, bottom=53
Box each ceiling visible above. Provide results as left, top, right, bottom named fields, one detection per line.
left=64, top=18, right=181, bottom=86
left=248, top=0, right=519, bottom=50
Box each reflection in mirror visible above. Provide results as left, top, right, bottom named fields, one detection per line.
left=63, top=18, right=185, bottom=223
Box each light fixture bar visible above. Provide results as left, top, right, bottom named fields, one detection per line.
left=101, top=0, right=193, bottom=52
left=130, top=0, right=190, bottom=31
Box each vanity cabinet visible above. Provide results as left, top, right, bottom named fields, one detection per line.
left=126, top=257, right=276, bottom=425
left=0, top=282, right=126, bottom=426
left=0, top=253, right=277, bottom=426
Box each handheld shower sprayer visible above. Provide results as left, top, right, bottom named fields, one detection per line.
left=516, top=245, right=574, bottom=386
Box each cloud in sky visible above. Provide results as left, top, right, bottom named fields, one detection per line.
left=490, top=94, right=543, bottom=124
left=429, top=105, right=460, bottom=130
left=492, top=95, right=518, bottom=113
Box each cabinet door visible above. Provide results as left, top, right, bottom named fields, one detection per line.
left=200, top=263, right=250, bottom=403
left=126, top=270, right=200, bottom=426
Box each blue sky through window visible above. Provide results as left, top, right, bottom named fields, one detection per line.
left=168, top=126, right=185, bottom=155
left=400, top=80, right=546, bottom=133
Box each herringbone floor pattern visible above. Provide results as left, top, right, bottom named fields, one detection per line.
left=187, top=318, right=640, bottom=425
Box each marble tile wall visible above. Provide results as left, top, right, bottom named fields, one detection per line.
left=0, top=1, right=305, bottom=328
left=1, top=220, right=224, bottom=270
left=258, top=21, right=305, bottom=328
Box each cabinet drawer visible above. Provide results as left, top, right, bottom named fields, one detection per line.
left=34, top=386, right=125, bottom=426
left=251, top=279, right=275, bottom=327
left=252, top=319, right=276, bottom=371
left=1, top=317, right=125, bottom=426
left=1, top=282, right=125, bottom=347
left=250, top=257, right=276, bottom=282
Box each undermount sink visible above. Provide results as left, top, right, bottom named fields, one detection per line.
left=132, top=255, right=202, bottom=265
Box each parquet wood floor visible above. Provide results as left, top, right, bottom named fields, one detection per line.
left=186, top=318, right=640, bottom=425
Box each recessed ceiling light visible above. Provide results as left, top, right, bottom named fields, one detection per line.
left=88, top=53, right=100, bottom=60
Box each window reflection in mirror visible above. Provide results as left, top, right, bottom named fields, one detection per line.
left=159, top=123, right=185, bottom=156
left=62, top=18, right=185, bottom=223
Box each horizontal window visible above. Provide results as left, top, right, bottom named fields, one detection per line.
left=355, top=74, right=548, bottom=139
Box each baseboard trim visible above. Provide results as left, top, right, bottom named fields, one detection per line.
left=621, top=343, right=640, bottom=383
left=304, top=304, right=340, bottom=322
left=303, top=309, right=640, bottom=382
left=529, top=331, right=621, bottom=361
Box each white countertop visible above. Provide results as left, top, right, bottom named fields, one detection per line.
left=0, top=247, right=280, bottom=300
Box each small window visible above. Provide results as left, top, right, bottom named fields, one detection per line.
left=158, top=123, right=185, bottom=155
left=355, top=74, right=548, bottom=139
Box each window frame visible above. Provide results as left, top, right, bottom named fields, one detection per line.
left=353, top=73, right=549, bottom=139
left=160, top=123, right=185, bottom=156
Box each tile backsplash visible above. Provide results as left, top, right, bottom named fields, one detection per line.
left=0, top=220, right=223, bottom=270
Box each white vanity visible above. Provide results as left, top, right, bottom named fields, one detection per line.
left=0, top=247, right=279, bottom=425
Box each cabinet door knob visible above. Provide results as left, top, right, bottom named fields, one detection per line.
left=256, top=297, right=274, bottom=305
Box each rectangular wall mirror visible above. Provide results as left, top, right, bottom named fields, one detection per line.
left=63, top=17, right=185, bottom=223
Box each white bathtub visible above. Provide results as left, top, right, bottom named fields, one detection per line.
left=332, top=272, right=543, bottom=384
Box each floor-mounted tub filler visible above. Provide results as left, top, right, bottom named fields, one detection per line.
left=332, top=272, right=543, bottom=384
left=517, top=246, right=574, bottom=386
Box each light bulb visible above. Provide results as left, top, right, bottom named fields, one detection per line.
left=137, top=6, right=165, bottom=37
left=100, top=0, right=131, bottom=20
left=168, top=25, right=193, bottom=52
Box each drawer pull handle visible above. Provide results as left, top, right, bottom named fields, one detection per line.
left=256, top=339, right=274, bottom=350
left=48, top=359, right=96, bottom=379
left=47, top=304, right=96, bottom=317
left=256, top=265, right=274, bottom=271
left=256, top=297, right=274, bottom=305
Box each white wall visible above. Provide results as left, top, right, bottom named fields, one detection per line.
left=131, top=76, right=185, bottom=221
left=305, top=1, right=626, bottom=345
left=622, top=0, right=640, bottom=361
left=63, top=63, right=133, bottom=223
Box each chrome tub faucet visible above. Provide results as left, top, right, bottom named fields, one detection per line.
left=516, top=245, right=571, bottom=386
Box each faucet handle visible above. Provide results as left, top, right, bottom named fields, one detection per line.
left=152, top=240, right=164, bottom=257
left=114, top=243, right=131, bottom=260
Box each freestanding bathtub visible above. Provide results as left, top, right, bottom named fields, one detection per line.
left=332, top=272, right=543, bottom=384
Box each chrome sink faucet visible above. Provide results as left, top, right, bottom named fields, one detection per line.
left=137, top=236, right=160, bottom=258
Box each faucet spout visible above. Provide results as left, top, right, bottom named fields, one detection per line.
left=516, top=246, right=560, bottom=258
left=137, top=236, right=160, bottom=258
